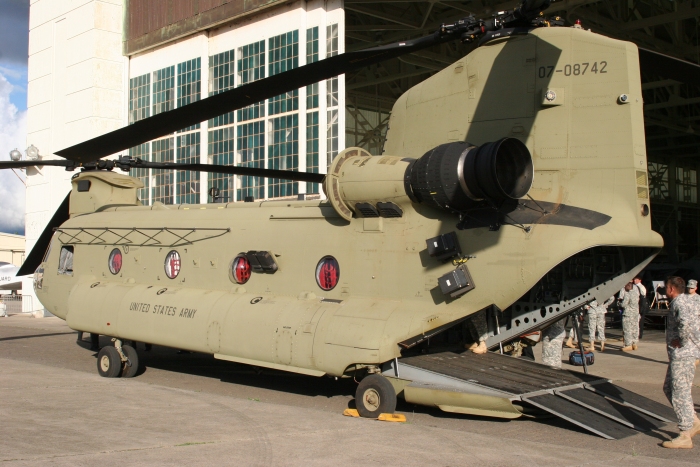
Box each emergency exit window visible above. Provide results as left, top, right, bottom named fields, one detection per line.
left=58, top=246, right=74, bottom=275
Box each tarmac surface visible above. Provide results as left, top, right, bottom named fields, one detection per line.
left=1, top=314, right=699, bottom=466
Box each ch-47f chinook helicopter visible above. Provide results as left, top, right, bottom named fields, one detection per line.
left=4, top=0, right=699, bottom=439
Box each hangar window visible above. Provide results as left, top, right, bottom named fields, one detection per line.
left=326, top=24, right=339, bottom=57
left=326, top=23, right=340, bottom=168
left=209, top=49, right=236, bottom=128
left=58, top=246, right=74, bottom=275
left=268, top=30, right=299, bottom=116
left=237, top=40, right=266, bottom=122
left=129, top=73, right=150, bottom=124
left=237, top=121, right=265, bottom=201
left=268, top=114, right=299, bottom=198
left=306, top=111, right=320, bottom=194
left=152, top=65, right=174, bottom=116
left=176, top=132, right=201, bottom=204
left=208, top=127, right=235, bottom=203
left=306, top=27, right=319, bottom=109
left=129, top=142, right=150, bottom=205
left=327, top=108, right=339, bottom=168
left=152, top=138, right=175, bottom=204
left=177, top=57, right=201, bottom=132
left=676, top=167, right=697, bottom=204
left=648, top=162, right=669, bottom=201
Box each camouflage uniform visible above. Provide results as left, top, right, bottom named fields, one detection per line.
left=468, top=309, right=488, bottom=343
left=663, top=293, right=700, bottom=431
left=587, top=302, right=607, bottom=342
left=541, top=318, right=566, bottom=368
left=621, top=285, right=640, bottom=347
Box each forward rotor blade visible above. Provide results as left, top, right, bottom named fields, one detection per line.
left=138, top=161, right=325, bottom=183
left=55, top=31, right=455, bottom=164
left=0, top=160, right=74, bottom=170
left=639, top=48, right=700, bottom=87
left=17, top=193, right=71, bottom=277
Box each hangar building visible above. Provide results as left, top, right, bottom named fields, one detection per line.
left=20, top=0, right=700, bottom=314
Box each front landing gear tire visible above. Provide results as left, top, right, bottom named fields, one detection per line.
left=97, top=346, right=122, bottom=378
left=121, top=344, right=139, bottom=378
left=355, top=374, right=396, bottom=418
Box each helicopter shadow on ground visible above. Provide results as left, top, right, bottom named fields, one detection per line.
left=102, top=342, right=359, bottom=399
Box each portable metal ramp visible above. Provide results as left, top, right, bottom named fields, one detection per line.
left=382, top=351, right=675, bottom=439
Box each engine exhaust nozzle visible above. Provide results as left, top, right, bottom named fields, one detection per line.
left=408, top=138, right=533, bottom=212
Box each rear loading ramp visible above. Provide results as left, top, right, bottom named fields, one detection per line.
left=586, top=381, right=677, bottom=423
left=383, top=351, right=675, bottom=439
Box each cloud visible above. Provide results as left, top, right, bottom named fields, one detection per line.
left=0, top=71, right=27, bottom=235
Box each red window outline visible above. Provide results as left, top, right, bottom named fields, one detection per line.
left=232, top=255, right=251, bottom=284
left=108, top=248, right=122, bottom=275
left=316, top=256, right=340, bottom=291
left=164, top=250, right=181, bottom=279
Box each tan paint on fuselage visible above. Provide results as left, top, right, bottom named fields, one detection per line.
left=36, top=27, right=662, bottom=377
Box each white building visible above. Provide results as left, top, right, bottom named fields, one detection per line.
left=24, top=0, right=344, bottom=314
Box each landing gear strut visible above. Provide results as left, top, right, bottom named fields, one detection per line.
left=96, top=338, right=140, bottom=378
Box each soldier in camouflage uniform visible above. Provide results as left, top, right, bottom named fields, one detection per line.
left=585, top=299, right=608, bottom=352
left=661, top=276, right=700, bottom=449
left=688, top=280, right=700, bottom=370
left=541, top=318, right=566, bottom=368
left=686, top=279, right=699, bottom=304
left=620, top=282, right=640, bottom=351
left=466, top=310, right=488, bottom=354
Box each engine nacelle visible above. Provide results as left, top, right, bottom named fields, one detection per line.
left=409, top=138, right=533, bottom=212
left=325, top=138, right=534, bottom=220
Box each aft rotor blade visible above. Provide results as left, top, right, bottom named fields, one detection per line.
left=55, top=31, right=454, bottom=164
left=639, top=48, right=700, bottom=87
left=0, top=160, right=74, bottom=170
left=17, top=193, right=71, bottom=277
left=139, top=161, right=325, bottom=183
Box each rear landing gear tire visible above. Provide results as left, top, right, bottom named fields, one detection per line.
left=97, top=346, right=122, bottom=378
left=355, top=374, right=396, bottom=418
left=121, top=344, right=139, bottom=378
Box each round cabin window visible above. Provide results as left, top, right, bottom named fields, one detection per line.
left=316, top=256, right=340, bottom=291
left=164, top=250, right=181, bottom=279
left=108, top=248, right=122, bottom=275
left=231, top=255, right=252, bottom=284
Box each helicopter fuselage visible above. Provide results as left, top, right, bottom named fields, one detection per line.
left=35, top=26, right=662, bottom=378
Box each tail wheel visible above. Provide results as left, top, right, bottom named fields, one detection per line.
left=355, top=374, right=397, bottom=418
left=121, top=344, right=140, bottom=378
left=97, top=346, right=122, bottom=378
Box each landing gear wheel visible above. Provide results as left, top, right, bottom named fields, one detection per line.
left=355, top=374, right=397, bottom=418
left=121, top=344, right=139, bottom=378
left=97, top=346, right=122, bottom=378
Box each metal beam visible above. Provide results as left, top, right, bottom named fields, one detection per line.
left=345, top=5, right=422, bottom=29
left=641, top=79, right=681, bottom=90
left=347, top=69, right=433, bottom=89
left=619, top=6, right=700, bottom=32
left=398, top=55, right=445, bottom=70
left=346, top=24, right=413, bottom=31
left=645, top=95, right=700, bottom=111
left=645, top=116, right=700, bottom=135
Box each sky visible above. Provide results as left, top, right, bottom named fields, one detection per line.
left=0, top=0, right=29, bottom=235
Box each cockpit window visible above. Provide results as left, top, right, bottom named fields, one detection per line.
left=58, top=246, right=74, bottom=275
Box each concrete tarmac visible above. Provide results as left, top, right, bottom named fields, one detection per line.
left=1, top=314, right=699, bottom=466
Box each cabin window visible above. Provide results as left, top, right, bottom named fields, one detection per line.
left=58, top=246, right=74, bottom=275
